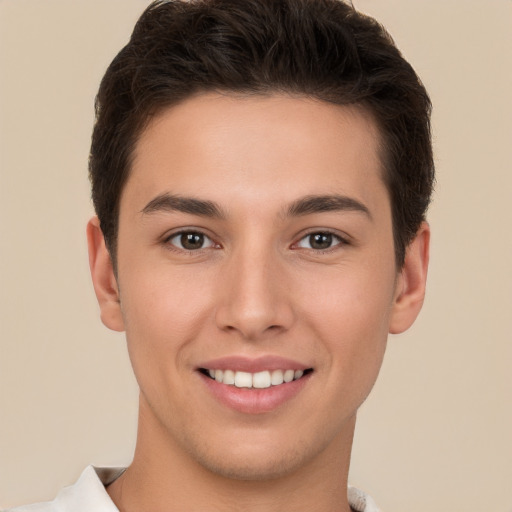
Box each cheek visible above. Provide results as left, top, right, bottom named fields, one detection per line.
left=299, top=260, right=395, bottom=334
left=120, top=260, right=215, bottom=332
left=297, top=265, right=395, bottom=393
left=118, top=267, right=214, bottom=391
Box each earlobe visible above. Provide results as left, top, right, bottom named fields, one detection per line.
left=86, top=217, right=125, bottom=332
left=389, top=222, right=430, bottom=334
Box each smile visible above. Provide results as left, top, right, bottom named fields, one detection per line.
left=200, top=368, right=312, bottom=388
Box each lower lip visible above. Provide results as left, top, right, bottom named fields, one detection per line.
left=199, top=372, right=312, bottom=414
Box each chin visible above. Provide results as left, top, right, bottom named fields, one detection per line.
left=195, top=447, right=308, bottom=482
left=176, top=423, right=338, bottom=483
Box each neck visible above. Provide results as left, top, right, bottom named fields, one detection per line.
left=108, top=395, right=356, bottom=512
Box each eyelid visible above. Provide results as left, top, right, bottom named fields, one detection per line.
left=163, top=228, right=219, bottom=252
left=161, top=227, right=350, bottom=254
left=292, top=229, right=350, bottom=251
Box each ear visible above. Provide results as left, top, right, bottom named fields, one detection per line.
left=389, top=222, right=430, bottom=334
left=86, top=216, right=125, bottom=332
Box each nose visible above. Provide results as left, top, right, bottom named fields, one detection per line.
left=214, top=245, right=295, bottom=340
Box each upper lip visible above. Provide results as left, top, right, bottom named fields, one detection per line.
left=197, top=355, right=312, bottom=373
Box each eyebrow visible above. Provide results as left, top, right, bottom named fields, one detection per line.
left=286, top=194, right=371, bottom=219
left=141, top=192, right=371, bottom=220
left=141, top=193, right=226, bottom=218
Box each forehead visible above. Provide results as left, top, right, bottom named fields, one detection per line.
left=123, top=93, right=386, bottom=214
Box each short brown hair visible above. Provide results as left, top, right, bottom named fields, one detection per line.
left=90, top=0, right=434, bottom=267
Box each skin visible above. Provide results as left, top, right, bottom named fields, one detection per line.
left=87, top=93, right=429, bottom=512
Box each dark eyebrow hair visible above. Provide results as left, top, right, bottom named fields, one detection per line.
left=286, top=194, right=371, bottom=219
left=141, top=192, right=370, bottom=220
left=141, top=193, right=226, bottom=218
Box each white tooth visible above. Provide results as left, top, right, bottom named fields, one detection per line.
left=283, top=369, right=294, bottom=383
left=215, top=369, right=223, bottom=382
left=208, top=369, right=215, bottom=379
left=223, top=369, right=235, bottom=385
left=294, top=370, right=304, bottom=380
left=271, top=369, right=284, bottom=385
left=234, top=371, right=253, bottom=388
left=253, top=371, right=271, bottom=389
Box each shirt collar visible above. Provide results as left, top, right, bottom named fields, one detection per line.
left=48, top=466, right=380, bottom=512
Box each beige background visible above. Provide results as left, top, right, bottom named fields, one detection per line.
left=1, top=1, right=511, bottom=510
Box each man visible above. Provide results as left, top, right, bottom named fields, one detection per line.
left=9, top=0, right=433, bottom=510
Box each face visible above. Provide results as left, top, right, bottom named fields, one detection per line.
left=89, top=93, right=428, bottom=481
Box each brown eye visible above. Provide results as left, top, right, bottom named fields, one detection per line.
left=309, top=233, right=333, bottom=250
left=296, top=232, right=343, bottom=251
left=168, top=231, right=214, bottom=251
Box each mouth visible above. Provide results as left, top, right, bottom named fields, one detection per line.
left=198, top=368, right=314, bottom=388
left=197, top=356, right=314, bottom=413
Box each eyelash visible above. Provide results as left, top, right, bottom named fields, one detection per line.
left=164, top=230, right=217, bottom=254
left=293, top=230, right=348, bottom=253
left=163, top=229, right=349, bottom=254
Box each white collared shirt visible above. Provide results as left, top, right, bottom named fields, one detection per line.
left=5, top=466, right=381, bottom=512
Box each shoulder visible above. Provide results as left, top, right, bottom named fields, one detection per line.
left=4, top=466, right=125, bottom=512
